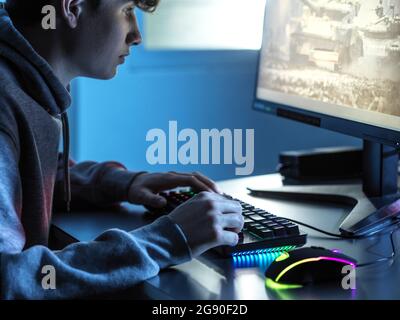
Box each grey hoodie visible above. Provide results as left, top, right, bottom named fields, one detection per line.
left=0, top=7, right=191, bottom=299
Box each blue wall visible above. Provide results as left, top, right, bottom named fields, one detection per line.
left=69, top=14, right=361, bottom=182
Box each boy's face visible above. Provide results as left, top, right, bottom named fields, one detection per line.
left=67, top=0, right=142, bottom=79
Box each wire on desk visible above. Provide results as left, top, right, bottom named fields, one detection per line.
left=282, top=216, right=400, bottom=268
left=282, top=217, right=363, bottom=239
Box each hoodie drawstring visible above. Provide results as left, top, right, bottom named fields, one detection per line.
left=61, top=112, right=71, bottom=212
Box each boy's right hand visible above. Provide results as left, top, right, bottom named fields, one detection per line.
left=168, top=192, right=244, bottom=257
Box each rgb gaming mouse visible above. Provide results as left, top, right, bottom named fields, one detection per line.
left=265, top=246, right=357, bottom=289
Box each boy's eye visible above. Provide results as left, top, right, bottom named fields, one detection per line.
left=125, top=7, right=135, bottom=16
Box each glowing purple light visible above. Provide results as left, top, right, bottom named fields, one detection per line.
left=320, top=256, right=356, bottom=267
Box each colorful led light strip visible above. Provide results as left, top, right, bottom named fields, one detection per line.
left=275, top=256, right=356, bottom=282
left=232, top=246, right=298, bottom=269
left=231, top=245, right=297, bottom=257
left=233, top=251, right=282, bottom=269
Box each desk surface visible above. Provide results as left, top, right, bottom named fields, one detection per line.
left=53, top=174, right=400, bottom=300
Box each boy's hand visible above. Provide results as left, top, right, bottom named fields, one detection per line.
left=169, top=192, right=244, bottom=257
left=127, top=171, right=221, bottom=208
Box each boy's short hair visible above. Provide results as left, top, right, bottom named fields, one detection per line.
left=5, top=0, right=160, bottom=26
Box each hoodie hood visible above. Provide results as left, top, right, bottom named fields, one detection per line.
left=0, top=7, right=71, bottom=116
left=0, top=6, right=72, bottom=211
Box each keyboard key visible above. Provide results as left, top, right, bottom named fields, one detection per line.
left=255, top=225, right=266, bottom=230
left=273, top=226, right=287, bottom=237
left=248, top=214, right=264, bottom=221
left=246, top=222, right=261, bottom=229
left=286, top=224, right=300, bottom=235
left=254, top=209, right=266, bottom=214
left=242, top=209, right=253, bottom=216
left=265, top=222, right=279, bottom=228
left=260, top=212, right=273, bottom=218
left=252, top=228, right=267, bottom=237
left=258, top=229, right=274, bottom=238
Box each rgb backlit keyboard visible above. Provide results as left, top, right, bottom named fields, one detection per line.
left=148, top=190, right=307, bottom=257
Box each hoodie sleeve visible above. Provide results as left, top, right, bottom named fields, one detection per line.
left=0, top=131, right=192, bottom=299
left=53, top=154, right=146, bottom=210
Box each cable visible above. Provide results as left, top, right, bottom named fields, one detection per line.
left=282, top=216, right=400, bottom=268
left=282, top=217, right=363, bottom=239
left=234, top=191, right=399, bottom=266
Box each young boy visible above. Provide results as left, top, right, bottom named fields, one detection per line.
left=0, top=0, right=243, bottom=299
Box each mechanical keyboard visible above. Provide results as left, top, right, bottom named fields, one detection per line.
left=147, top=190, right=307, bottom=257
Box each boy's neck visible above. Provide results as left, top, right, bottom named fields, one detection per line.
left=14, top=22, right=75, bottom=88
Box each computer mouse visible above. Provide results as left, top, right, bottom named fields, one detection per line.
left=265, top=246, right=357, bottom=289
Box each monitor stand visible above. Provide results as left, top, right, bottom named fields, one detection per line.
left=248, top=140, right=400, bottom=236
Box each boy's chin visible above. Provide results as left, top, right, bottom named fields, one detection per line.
left=103, top=71, right=117, bottom=80
left=90, top=68, right=118, bottom=80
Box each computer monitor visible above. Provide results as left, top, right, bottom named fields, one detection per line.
left=253, top=0, right=400, bottom=235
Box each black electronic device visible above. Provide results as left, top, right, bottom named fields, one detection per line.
left=278, top=146, right=362, bottom=181
left=265, top=246, right=357, bottom=288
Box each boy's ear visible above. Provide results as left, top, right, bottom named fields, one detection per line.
left=61, top=0, right=85, bottom=29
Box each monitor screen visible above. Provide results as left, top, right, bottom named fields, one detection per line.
left=256, top=0, right=400, bottom=133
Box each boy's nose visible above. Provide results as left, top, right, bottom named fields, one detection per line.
left=128, top=29, right=142, bottom=46
left=127, top=16, right=142, bottom=46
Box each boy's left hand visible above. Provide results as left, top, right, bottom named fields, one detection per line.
left=127, top=171, right=221, bottom=208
